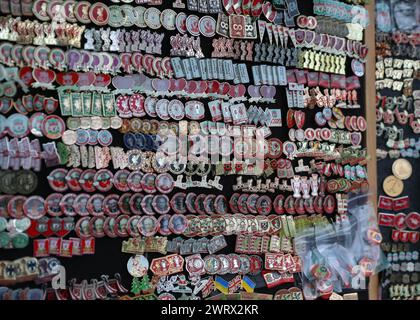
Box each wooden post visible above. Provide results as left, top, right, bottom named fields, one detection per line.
left=365, top=0, right=379, bottom=301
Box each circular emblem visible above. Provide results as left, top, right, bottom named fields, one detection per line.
left=103, top=194, right=121, bottom=217
left=23, top=196, right=45, bottom=220
left=7, top=114, right=29, bottom=138
left=127, top=255, right=149, bottom=277
left=129, top=193, right=144, bottom=215
left=155, top=173, right=174, bottom=194
left=74, top=1, right=91, bottom=24
left=89, top=216, right=105, bottom=238
left=186, top=15, right=200, bottom=36
left=93, top=169, right=113, bottom=192
left=383, top=175, right=404, bottom=197
left=79, top=169, right=96, bottom=193
left=127, top=171, right=143, bottom=192
left=118, top=193, right=132, bottom=215
left=161, top=9, right=176, bottom=30
left=153, top=194, right=170, bottom=214
left=392, top=159, right=412, bottom=180
left=87, top=194, right=105, bottom=216
left=48, top=168, right=68, bottom=192
left=144, top=7, right=162, bottom=30
left=74, top=193, right=90, bottom=216
left=41, top=115, right=65, bottom=140
left=60, top=193, right=77, bottom=216
left=113, top=170, right=130, bottom=192
left=351, top=59, right=365, bottom=77
left=89, top=2, right=109, bottom=26
left=169, top=214, right=188, bottom=234
left=171, top=192, right=187, bottom=214
left=158, top=214, right=171, bottom=236
left=199, top=16, right=216, bottom=37
left=45, top=193, right=63, bottom=217
left=138, top=215, right=158, bottom=236
left=127, top=216, right=141, bottom=237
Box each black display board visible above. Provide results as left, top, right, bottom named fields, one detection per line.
left=0, top=0, right=369, bottom=300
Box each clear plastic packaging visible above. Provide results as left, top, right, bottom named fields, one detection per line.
left=294, top=192, right=389, bottom=299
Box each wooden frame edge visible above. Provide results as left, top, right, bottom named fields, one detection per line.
left=365, top=0, right=379, bottom=301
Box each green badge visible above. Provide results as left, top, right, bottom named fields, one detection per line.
left=11, top=232, right=29, bottom=249
left=0, top=232, right=10, bottom=248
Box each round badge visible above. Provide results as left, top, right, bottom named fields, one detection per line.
left=103, top=194, right=120, bottom=217
left=168, top=100, right=185, bottom=120
left=171, top=192, right=187, bottom=214
left=32, top=0, right=51, bottom=21
left=59, top=193, right=77, bottom=216
left=93, top=169, right=113, bottom=192
left=204, top=255, right=221, bottom=275
left=89, top=2, right=109, bottom=26
left=73, top=193, right=90, bottom=217
left=90, top=216, right=106, bottom=238
left=186, top=193, right=197, bottom=214
left=199, top=16, right=216, bottom=37
left=87, top=194, right=105, bottom=216
left=127, top=216, right=141, bottom=237
left=138, top=215, right=158, bottom=236
left=383, top=175, right=404, bottom=197
left=144, top=7, right=162, bottom=30
left=203, top=194, right=216, bottom=215
left=129, top=193, right=144, bottom=215
left=351, top=59, right=365, bottom=77
left=126, top=150, right=143, bottom=171
left=114, top=214, right=130, bottom=237
left=195, top=194, right=206, bottom=215
left=176, top=12, right=187, bottom=34
left=155, top=173, right=174, bottom=194
left=127, top=171, right=144, bottom=192
left=273, top=195, right=285, bottom=214
left=158, top=214, right=172, bottom=236
left=7, top=196, right=26, bottom=219
left=45, top=193, right=63, bottom=217
left=237, top=194, right=249, bottom=214
left=75, top=217, right=91, bottom=239
left=141, top=173, right=157, bottom=194
left=214, top=195, right=228, bottom=215
left=29, top=113, right=46, bottom=137
left=153, top=195, right=170, bottom=214
left=229, top=193, right=240, bottom=214
left=23, top=196, right=45, bottom=220
left=186, top=15, right=200, bottom=36
left=127, top=255, right=149, bottom=277
left=155, top=99, right=170, bottom=120
left=66, top=168, right=83, bottom=192
left=392, top=159, right=412, bottom=180
left=134, top=6, right=147, bottom=28
left=246, top=194, right=259, bottom=214
left=41, top=115, right=65, bottom=140
left=239, top=255, right=251, bottom=275
left=118, top=193, right=132, bottom=215
left=217, top=254, right=230, bottom=275
left=47, top=168, right=68, bottom=192
left=97, top=130, right=113, bottom=146
left=228, top=254, right=242, bottom=274
left=121, top=5, right=135, bottom=27
left=169, top=214, right=188, bottom=234
left=7, top=114, right=29, bottom=138
left=79, top=169, right=96, bottom=193
left=103, top=217, right=117, bottom=238
left=161, top=9, right=176, bottom=30
left=113, top=169, right=130, bottom=192
left=141, top=194, right=155, bottom=216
